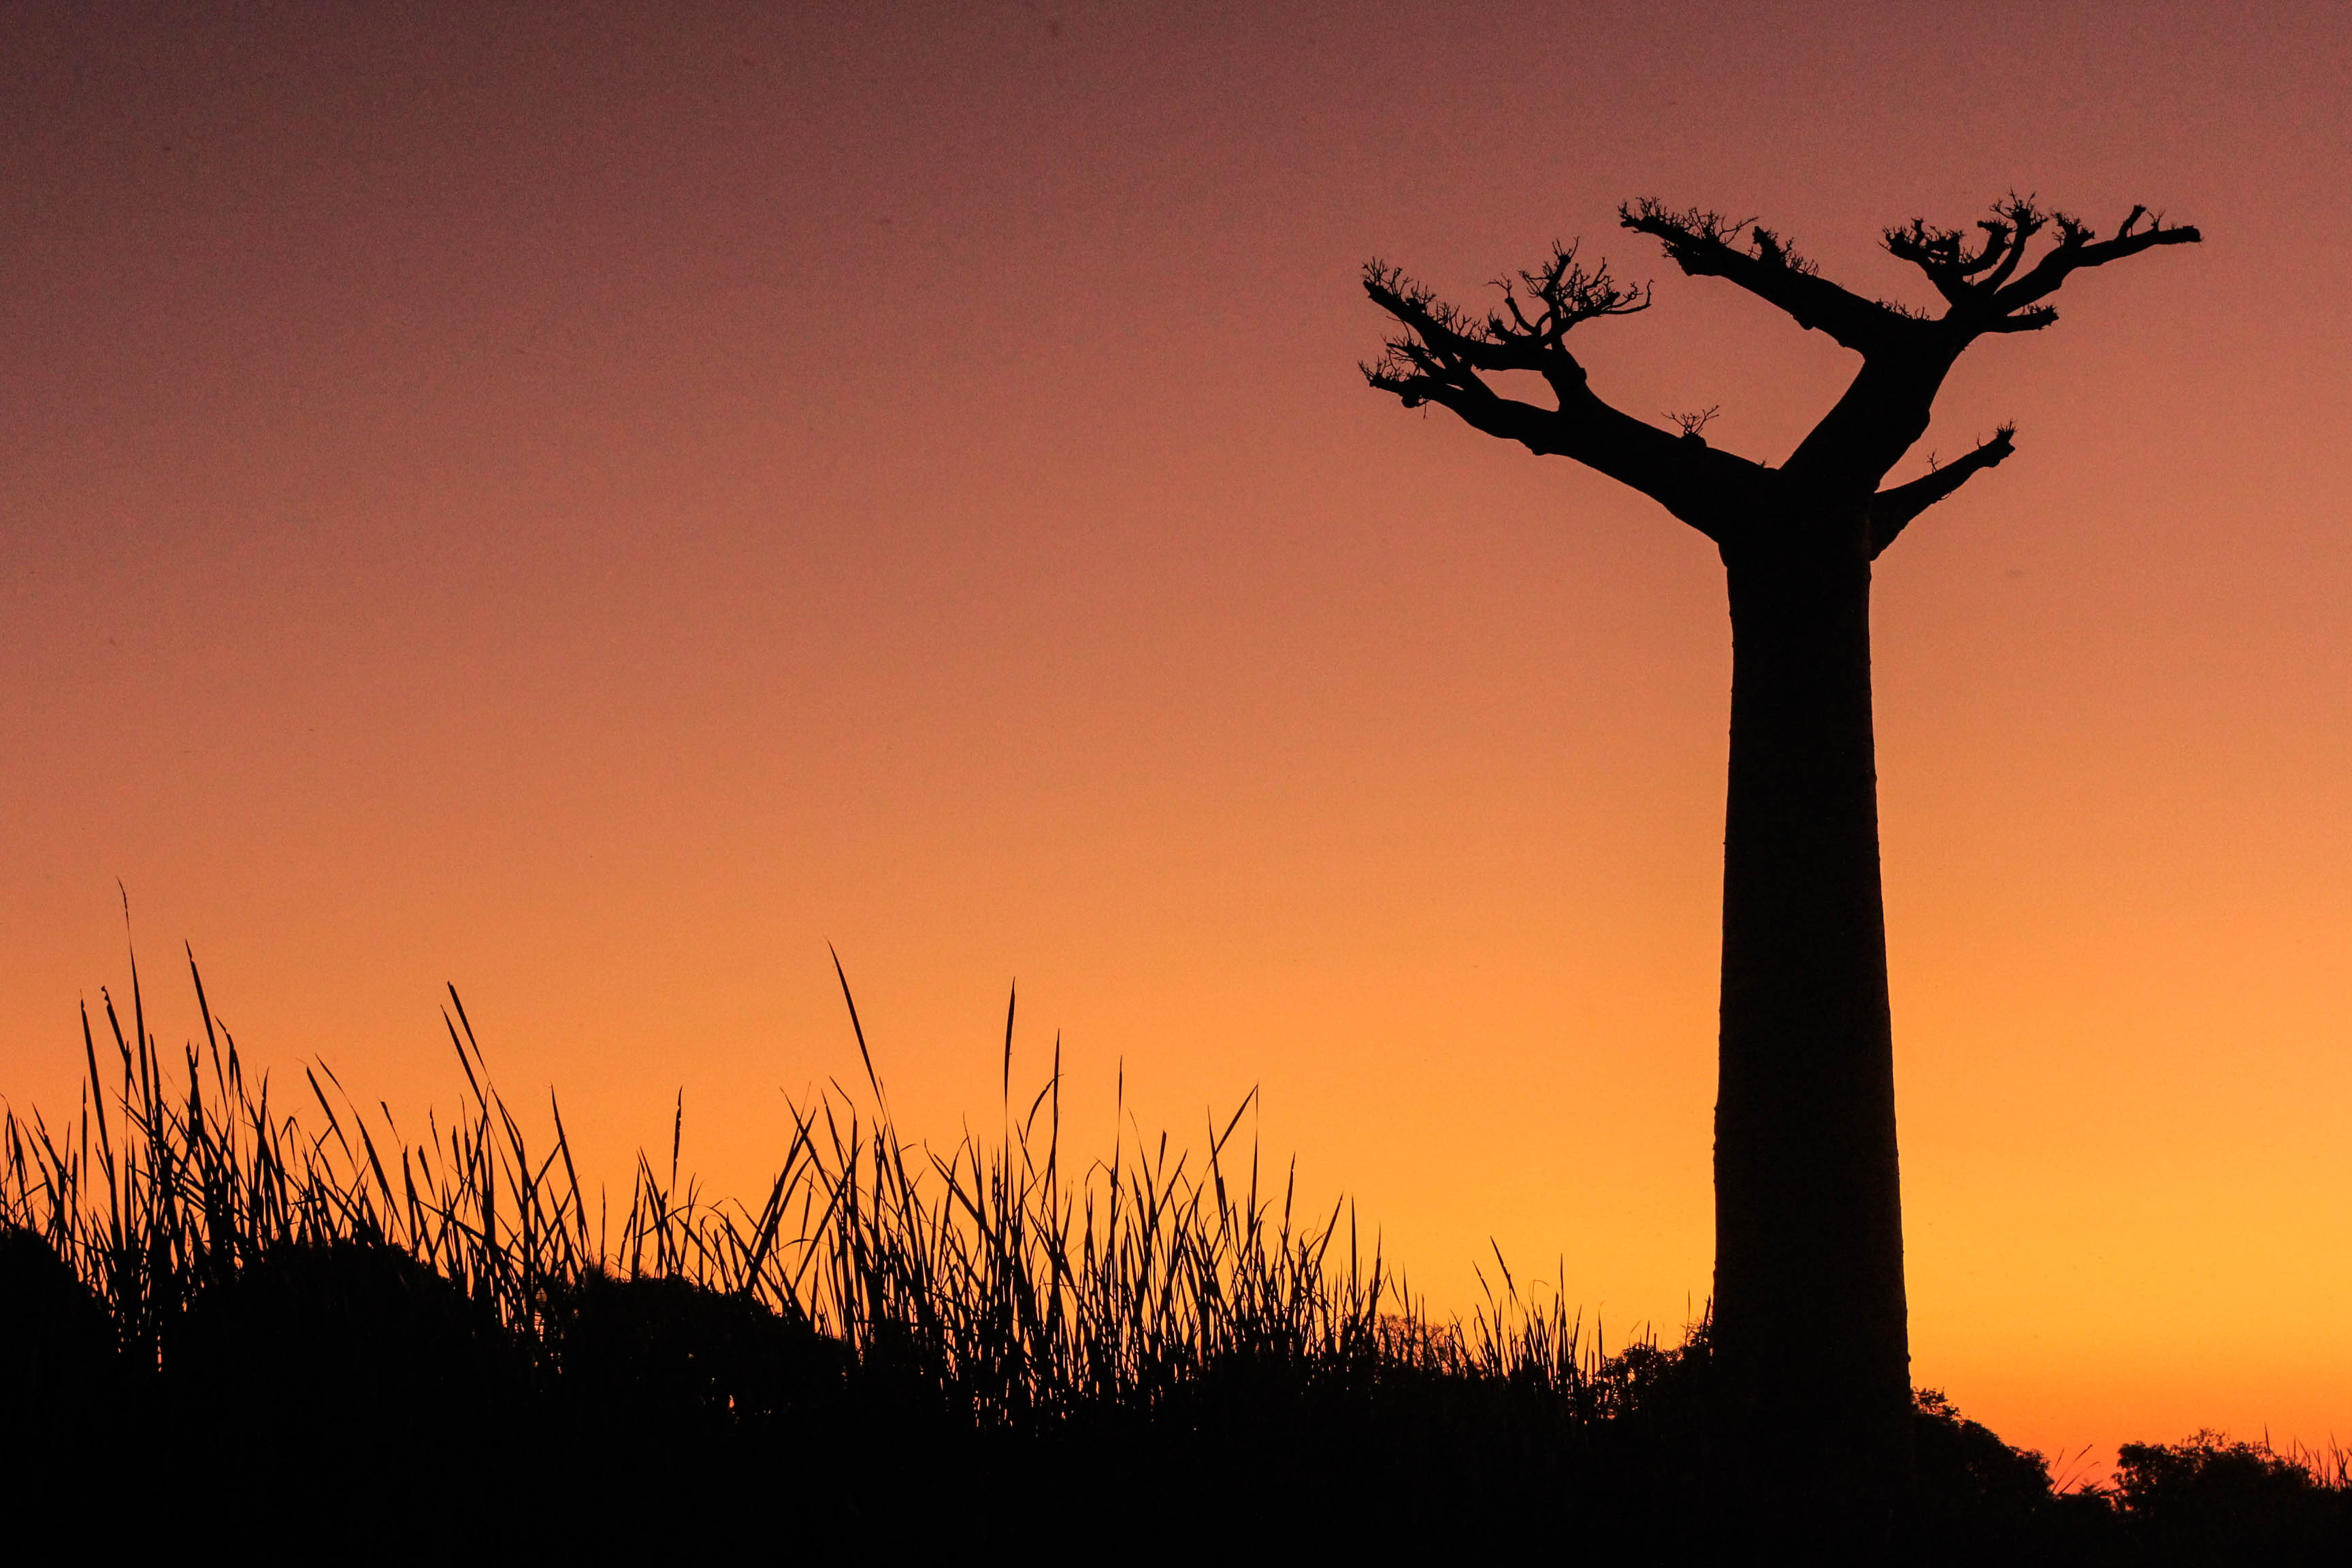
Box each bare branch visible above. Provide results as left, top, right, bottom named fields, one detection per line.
left=1783, top=195, right=2198, bottom=483
left=1884, top=196, right=2048, bottom=308
left=1866, top=425, right=2016, bottom=556
left=1362, top=256, right=1762, bottom=538
left=1494, top=242, right=1652, bottom=337
left=1881, top=194, right=2200, bottom=335
left=1365, top=192, right=2195, bottom=532
left=1883, top=222, right=1974, bottom=307
left=1988, top=201, right=2200, bottom=318
left=1360, top=348, right=1576, bottom=451
left=1620, top=199, right=1918, bottom=355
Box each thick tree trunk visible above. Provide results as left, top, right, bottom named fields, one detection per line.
left=1712, top=523, right=1914, bottom=1544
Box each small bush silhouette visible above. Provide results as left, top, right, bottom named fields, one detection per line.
left=2107, top=1431, right=2351, bottom=1567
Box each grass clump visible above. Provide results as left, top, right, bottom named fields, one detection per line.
left=3, top=951, right=2347, bottom=1559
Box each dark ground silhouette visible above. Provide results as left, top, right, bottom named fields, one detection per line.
left=1364, top=192, right=2201, bottom=1547
left=3, top=965, right=2343, bottom=1561
left=4, top=1224, right=2346, bottom=1561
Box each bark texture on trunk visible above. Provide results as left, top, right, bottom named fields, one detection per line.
left=1712, top=526, right=1913, bottom=1541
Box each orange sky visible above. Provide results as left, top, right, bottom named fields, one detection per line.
left=3, top=3, right=2347, bottom=1469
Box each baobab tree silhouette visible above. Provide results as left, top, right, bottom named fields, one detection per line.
left=1363, top=195, right=2198, bottom=1541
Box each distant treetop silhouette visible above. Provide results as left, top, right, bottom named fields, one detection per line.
left=1362, top=193, right=2199, bottom=1551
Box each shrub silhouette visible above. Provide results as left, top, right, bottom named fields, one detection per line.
left=2110, top=1431, right=2349, bottom=1567
left=1909, top=1387, right=2061, bottom=1559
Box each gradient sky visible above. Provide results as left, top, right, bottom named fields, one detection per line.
left=4, top=3, right=2347, bottom=1469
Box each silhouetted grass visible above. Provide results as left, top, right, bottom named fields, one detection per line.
left=3, top=951, right=2346, bottom=1560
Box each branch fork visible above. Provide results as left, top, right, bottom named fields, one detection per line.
left=1364, top=193, right=2200, bottom=549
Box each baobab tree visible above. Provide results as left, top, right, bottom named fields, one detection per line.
left=1363, top=196, right=2198, bottom=1536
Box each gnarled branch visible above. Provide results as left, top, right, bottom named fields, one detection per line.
left=1884, top=199, right=2046, bottom=308
left=1884, top=195, right=2200, bottom=335
left=1791, top=196, right=2194, bottom=485
left=1366, top=193, right=2195, bottom=539
left=1364, top=246, right=1646, bottom=398
left=1620, top=199, right=1919, bottom=355
left=1362, top=256, right=1761, bottom=538
left=1867, top=425, right=2016, bottom=556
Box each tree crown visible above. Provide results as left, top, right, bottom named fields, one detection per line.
left=1365, top=194, right=2199, bottom=553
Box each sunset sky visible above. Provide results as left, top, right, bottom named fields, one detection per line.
left=3, top=3, right=2347, bottom=1469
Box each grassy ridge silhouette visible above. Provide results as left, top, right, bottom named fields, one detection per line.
left=2, top=952, right=2345, bottom=1561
